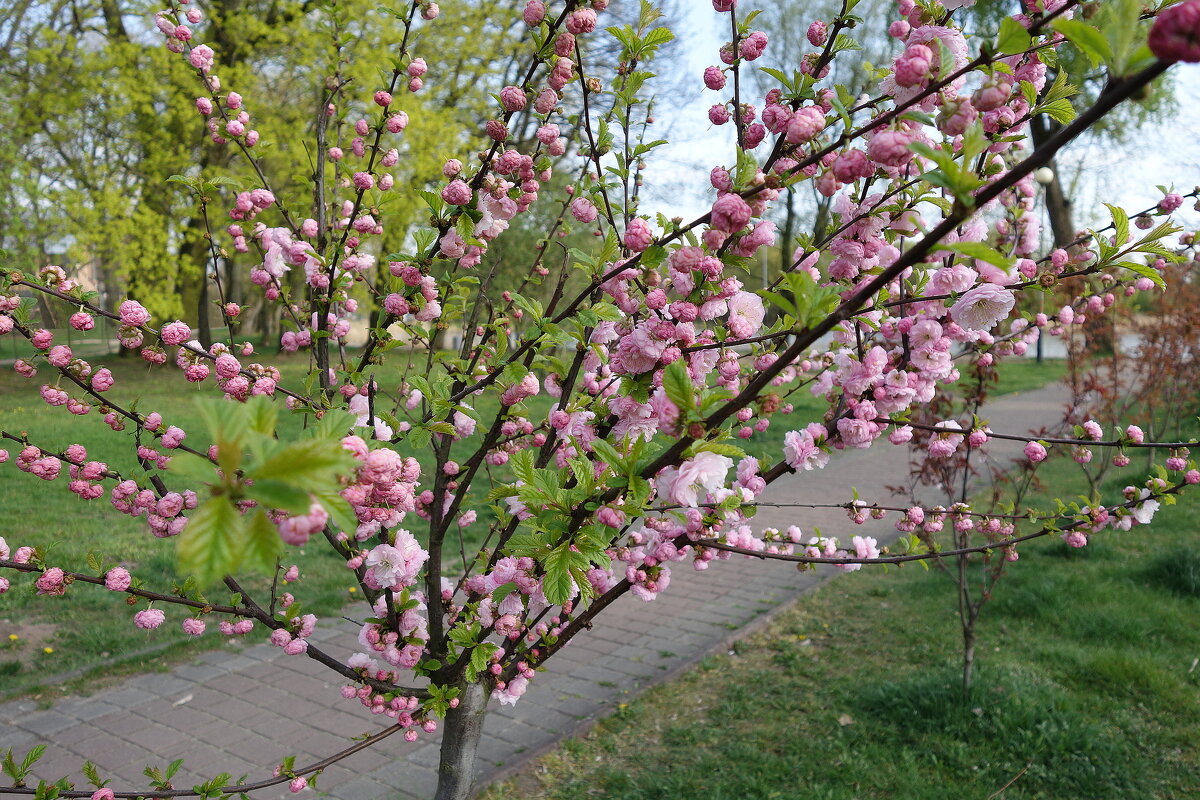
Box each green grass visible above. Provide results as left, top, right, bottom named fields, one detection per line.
left=988, top=357, right=1068, bottom=397
left=482, top=455, right=1200, bottom=799
left=0, top=352, right=369, bottom=698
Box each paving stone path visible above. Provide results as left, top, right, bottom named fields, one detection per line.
left=0, top=382, right=1070, bottom=799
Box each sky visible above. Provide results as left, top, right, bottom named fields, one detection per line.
left=632, top=11, right=1200, bottom=238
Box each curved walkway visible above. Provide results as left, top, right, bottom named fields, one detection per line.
left=0, top=382, right=1070, bottom=799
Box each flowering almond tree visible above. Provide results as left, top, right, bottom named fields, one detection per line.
left=2, top=0, right=1200, bottom=798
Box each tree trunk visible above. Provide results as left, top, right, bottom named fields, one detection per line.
left=957, top=548, right=976, bottom=698
left=434, top=681, right=488, bottom=800
left=1029, top=115, right=1075, bottom=248
left=961, top=622, right=976, bottom=698
left=198, top=261, right=212, bottom=349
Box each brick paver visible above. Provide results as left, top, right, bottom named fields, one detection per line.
left=0, top=382, right=1069, bottom=799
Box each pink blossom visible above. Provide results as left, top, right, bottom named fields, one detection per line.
left=784, top=426, right=829, bottom=471
left=703, top=66, right=726, bottom=90
left=710, top=194, right=752, bottom=233
left=36, top=567, right=66, bottom=596
left=118, top=300, right=151, bottom=326
left=47, top=345, right=72, bottom=367
left=893, top=44, right=932, bottom=88
left=950, top=284, right=1015, bottom=330
left=215, top=353, right=241, bottom=379
left=523, top=0, right=546, bottom=25
left=1160, top=193, right=1184, bottom=213
left=785, top=106, right=825, bottom=144
left=808, top=21, right=828, bottom=47
left=570, top=197, right=598, bottom=223
left=494, top=674, right=529, bottom=706
left=1062, top=531, right=1088, bottom=548
left=739, top=31, right=768, bottom=61
left=868, top=130, right=915, bottom=167
left=277, top=502, right=330, bottom=547
left=161, top=426, right=186, bottom=449
left=441, top=180, right=472, bottom=206
left=501, top=373, right=540, bottom=406
left=364, top=531, right=428, bottom=590
left=1024, top=441, right=1047, bottom=463
left=565, top=8, right=597, bottom=35
left=182, top=618, right=206, bottom=636
left=972, top=76, right=1012, bottom=112
left=134, top=609, right=165, bottom=629
left=657, top=451, right=732, bottom=508
left=623, top=218, right=654, bottom=252
left=105, top=567, right=132, bottom=591
left=708, top=104, right=730, bottom=125
left=1149, top=0, right=1200, bottom=63
left=188, top=44, right=215, bottom=73
left=160, top=321, right=192, bottom=346
left=500, top=86, right=527, bottom=111
left=837, top=417, right=877, bottom=449
left=832, top=149, right=873, bottom=182
left=726, top=291, right=765, bottom=339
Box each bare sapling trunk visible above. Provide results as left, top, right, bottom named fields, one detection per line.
left=434, top=681, right=489, bottom=800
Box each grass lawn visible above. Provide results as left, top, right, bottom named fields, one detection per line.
left=482, top=453, right=1200, bottom=800
left=0, top=351, right=1067, bottom=701
left=0, top=353, right=365, bottom=699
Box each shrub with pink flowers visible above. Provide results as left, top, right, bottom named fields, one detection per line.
left=2, top=0, right=1200, bottom=798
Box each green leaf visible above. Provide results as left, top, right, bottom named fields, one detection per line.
left=662, top=359, right=694, bottom=415
left=81, top=761, right=102, bottom=789
left=245, top=480, right=312, bottom=515
left=193, top=398, right=248, bottom=475
left=20, top=746, right=46, bottom=773
left=249, top=438, right=356, bottom=491
left=1114, top=261, right=1164, bottom=288
left=313, top=490, right=358, bottom=535
left=935, top=241, right=1014, bottom=269
left=167, top=451, right=216, bottom=484
left=177, top=497, right=243, bottom=587
left=590, top=439, right=627, bottom=473
left=1105, top=203, right=1130, bottom=246
left=542, top=543, right=579, bottom=605
left=243, top=395, right=278, bottom=436
left=1038, top=99, right=1077, bottom=125
left=1052, top=19, right=1113, bottom=67
left=312, top=408, right=358, bottom=440
left=691, top=442, right=746, bottom=459
left=510, top=293, right=544, bottom=321
left=242, top=511, right=282, bottom=576
left=997, top=17, right=1032, bottom=55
